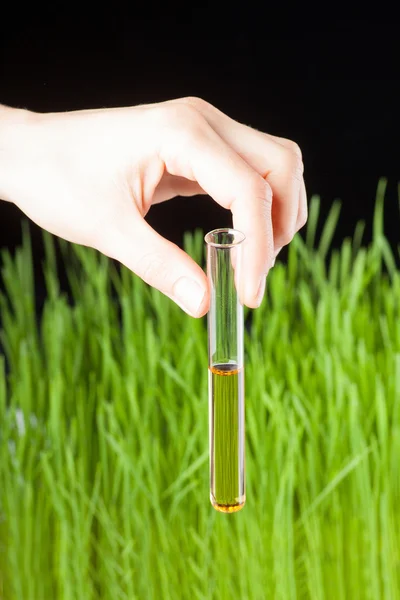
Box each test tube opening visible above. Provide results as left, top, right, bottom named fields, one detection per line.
left=204, top=228, right=246, bottom=248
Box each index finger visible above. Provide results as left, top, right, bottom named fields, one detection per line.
left=159, top=106, right=274, bottom=307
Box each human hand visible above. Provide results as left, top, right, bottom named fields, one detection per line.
left=0, top=98, right=306, bottom=316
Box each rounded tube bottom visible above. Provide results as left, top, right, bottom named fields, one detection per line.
left=210, top=494, right=246, bottom=514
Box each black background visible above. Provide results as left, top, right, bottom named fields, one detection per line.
left=1, top=18, right=399, bottom=268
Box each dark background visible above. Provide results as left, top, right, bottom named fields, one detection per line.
left=1, top=18, right=399, bottom=276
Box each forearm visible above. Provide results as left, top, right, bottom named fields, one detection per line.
left=0, top=105, right=36, bottom=203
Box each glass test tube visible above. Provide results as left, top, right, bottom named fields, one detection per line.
left=205, top=228, right=245, bottom=513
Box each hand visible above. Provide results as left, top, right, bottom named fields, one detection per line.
left=0, top=98, right=306, bottom=316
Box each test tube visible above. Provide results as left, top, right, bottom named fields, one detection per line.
left=205, top=228, right=245, bottom=513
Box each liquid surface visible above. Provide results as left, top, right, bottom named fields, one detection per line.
left=209, top=363, right=245, bottom=513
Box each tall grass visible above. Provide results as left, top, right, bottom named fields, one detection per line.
left=0, top=179, right=400, bottom=599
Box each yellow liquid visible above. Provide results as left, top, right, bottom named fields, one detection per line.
left=209, top=364, right=245, bottom=513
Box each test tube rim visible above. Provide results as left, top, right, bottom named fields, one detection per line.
left=204, top=228, right=246, bottom=248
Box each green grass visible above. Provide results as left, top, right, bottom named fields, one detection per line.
left=1, top=179, right=400, bottom=599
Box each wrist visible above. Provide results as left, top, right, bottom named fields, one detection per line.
left=0, top=106, right=38, bottom=203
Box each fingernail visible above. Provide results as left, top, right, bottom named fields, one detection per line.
left=255, top=276, right=266, bottom=307
left=275, top=246, right=283, bottom=258
left=173, top=277, right=206, bottom=316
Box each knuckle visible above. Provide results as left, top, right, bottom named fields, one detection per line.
left=279, top=228, right=295, bottom=247
left=137, top=251, right=167, bottom=285
left=280, top=140, right=304, bottom=182
left=299, top=217, right=307, bottom=230
left=264, top=179, right=273, bottom=202
left=290, top=155, right=304, bottom=184
left=287, top=139, right=303, bottom=161
left=248, top=176, right=273, bottom=206
left=181, top=96, right=210, bottom=113
left=163, top=103, right=206, bottom=142
left=164, top=102, right=200, bottom=125
left=298, top=208, right=308, bottom=229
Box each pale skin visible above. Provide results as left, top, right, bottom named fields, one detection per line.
left=0, top=98, right=307, bottom=317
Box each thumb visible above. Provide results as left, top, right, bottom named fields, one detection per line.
left=107, top=217, right=209, bottom=318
